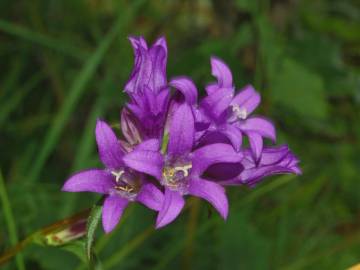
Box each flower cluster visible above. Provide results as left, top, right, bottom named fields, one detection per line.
left=62, top=37, right=301, bottom=233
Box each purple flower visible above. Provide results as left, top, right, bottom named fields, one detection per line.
left=125, top=36, right=167, bottom=95
left=62, top=120, right=164, bottom=233
left=198, top=57, right=276, bottom=161
left=239, top=145, right=301, bottom=186
left=205, top=145, right=301, bottom=186
left=123, top=103, right=243, bottom=228
left=61, top=36, right=302, bottom=233
left=125, top=36, right=170, bottom=140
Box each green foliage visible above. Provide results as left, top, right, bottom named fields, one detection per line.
left=0, top=0, right=359, bottom=269
left=271, top=58, right=328, bottom=119
left=0, top=171, right=25, bottom=270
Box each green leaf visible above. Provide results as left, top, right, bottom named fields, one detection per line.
left=270, top=58, right=328, bottom=119
left=61, top=240, right=87, bottom=263
left=85, top=200, right=103, bottom=270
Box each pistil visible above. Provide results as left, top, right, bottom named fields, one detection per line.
left=162, top=163, right=192, bottom=189
left=111, top=170, right=125, bottom=183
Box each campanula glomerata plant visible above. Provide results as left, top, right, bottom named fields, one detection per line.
left=62, top=36, right=301, bottom=233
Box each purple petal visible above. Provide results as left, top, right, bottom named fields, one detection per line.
left=156, top=88, right=170, bottom=112
left=246, top=131, right=263, bottom=162
left=102, top=195, right=129, bottom=233
left=123, top=150, right=163, bottom=180
left=231, top=85, right=260, bottom=115
left=218, top=124, right=243, bottom=151
left=196, top=130, right=231, bottom=148
left=247, top=166, right=297, bottom=186
left=156, top=188, right=185, bottom=229
left=239, top=117, right=276, bottom=141
left=210, top=57, right=233, bottom=88
left=143, top=85, right=158, bottom=114
left=201, top=87, right=234, bottom=119
left=205, top=82, right=220, bottom=95
left=168, top=103, right=194, bottom=157
left=62, top=169, right=113, bottom=194
left=148, top=41, right=168, bottom=92
left=153, top=36, right=167, bottom=53
left=204, top=163, right=244, bottom=181
left=129, top=36, right=148, bottom=50
left=121, top=109, right=142, bottom=146
left=191, top=143, right=243, bottom=175
left=96, top=119, right=125, bottom=169
left=258, top=145, right=290, bottom=165
left=224, top=145, right=301, bottom=186
left=189, top=178, right=228, bottom=219
left=220, top=167, right=291, bottom=186
left=169, top=76, right=198, bottom=105
left=137, top=183, right=164, bottom=211
left=127, top=102, right=146, bottom=121
left=125, top=37, right=151, bottom=94
left=134, top=139, right=160, bottom=152
left=125, top=36, right=168, bottom=95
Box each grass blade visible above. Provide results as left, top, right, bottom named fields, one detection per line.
left=60, top=94, right=108, bottom=217
left=26, top=15, right=125, bottom=184
left=103, top=227, right=154, bottom=270
left=0, top=19, right=88, bottom=60
left=0, top=73, right=44, bottom=127
left=0, top=170, right=26, bottom=270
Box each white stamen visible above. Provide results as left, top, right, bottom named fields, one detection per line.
left=111, top=170, right=124, bottom=183
left=174, top=164, right=192, bottom=177
left=232, top=105, right=247, bottom=120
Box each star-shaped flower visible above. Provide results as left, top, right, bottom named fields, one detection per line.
left=62, top=120, right=164, bottom=233
left=198, top=57, right=276, bottom=161
left=123, top=103, right=243, bottom=228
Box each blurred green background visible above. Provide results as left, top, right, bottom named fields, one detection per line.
left=0, top=0, right=359, bottom=269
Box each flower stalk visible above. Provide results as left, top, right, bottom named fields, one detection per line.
left=0, top=209, right=90, bottom=267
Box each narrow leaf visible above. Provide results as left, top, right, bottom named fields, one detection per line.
left=0, top=170, right=26, bottom=270
left=61, top=240, right=87, bottom=263
left=85, top=199, right=104, bottom=269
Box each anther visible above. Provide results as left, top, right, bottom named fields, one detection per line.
left=115, top=185, right=134, bottom=193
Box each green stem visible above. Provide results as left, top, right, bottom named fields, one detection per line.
left=0, top=208, right=90, bottom=267
left=103, top=227, right=154, bottom=270
left=0, top=170, right=26, bottom=270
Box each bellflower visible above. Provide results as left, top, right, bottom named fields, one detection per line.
left=61, top=36, right=301, bottom=233
left=125, top=36, right=170, bottom=140
left=123, top=103, right=243, bottom=228
left=205, top=145, right=301, bottom=186
left=62, top=120, right=164, bottom=233
left=199, top=57, right=276, bottom=160
left=125, top=36, right=167, bottom=95
left=238, top=145, right=301, bottom=186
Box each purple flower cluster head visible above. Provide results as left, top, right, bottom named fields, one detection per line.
left=62, top=36, right=301, bottom=233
